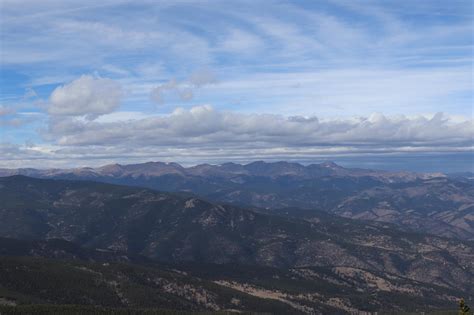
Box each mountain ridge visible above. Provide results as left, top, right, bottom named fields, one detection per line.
left=1, top=161, right=470, bottom=241
left=0, top=160, right=447, bottom=181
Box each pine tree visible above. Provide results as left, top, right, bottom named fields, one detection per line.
left=460, top=298, right=471, bottom=315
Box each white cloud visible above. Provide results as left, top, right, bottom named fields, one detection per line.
left=150, top=79, right=178, bottom=105
left=48, top=75, right=123, bottom=120
left=47, top=105, right=473, bottom=153
left=150, top=69, right=217, bottom=105
left=95, top=111, right=156, bottom=123
left=2, top=106, right=470, bottom=169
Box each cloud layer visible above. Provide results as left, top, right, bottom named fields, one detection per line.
left=2, top=105, right=471, bottom=170
left=47, top=105, right=472, bottom=151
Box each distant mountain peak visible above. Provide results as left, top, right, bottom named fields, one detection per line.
left=97, top=163, right=124, bottom=176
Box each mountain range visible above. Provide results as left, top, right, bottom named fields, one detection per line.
left=1, top=161, right=472, bottom=240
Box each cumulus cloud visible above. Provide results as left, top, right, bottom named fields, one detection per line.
left=3, top=106, right=472, bottom=169
left=46, top=106, right=473, bottom=154
left=48, top=75, right=123, bottom=120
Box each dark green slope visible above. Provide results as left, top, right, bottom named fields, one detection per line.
left=0, top=237, right=465, bottom=314
left=0, top=256, right=300, bottom=314
left=0, top=176, right=473, bottom=308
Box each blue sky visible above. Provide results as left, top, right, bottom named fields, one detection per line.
left=0, top=0, right=473, bottom=171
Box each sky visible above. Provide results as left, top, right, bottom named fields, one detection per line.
left=0, top=0, right=473, bottom=172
